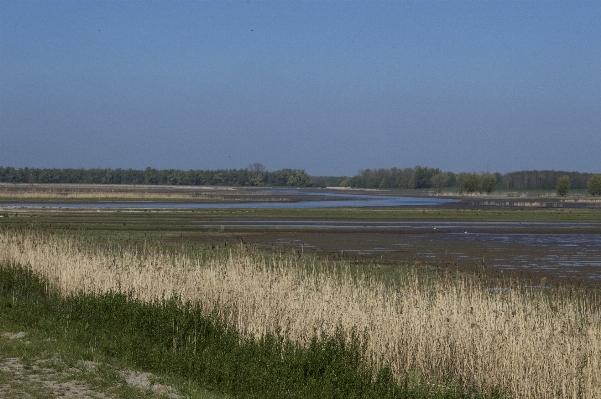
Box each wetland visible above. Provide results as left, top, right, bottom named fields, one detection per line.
left=2, top=184, right=601, bottom=398
left=2, top=184, right=600, bottom=287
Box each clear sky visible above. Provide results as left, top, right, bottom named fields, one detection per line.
left=1, top=1, right=600, bottom=176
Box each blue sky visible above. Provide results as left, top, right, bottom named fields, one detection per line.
left=1, top=1, right=600, bottom=176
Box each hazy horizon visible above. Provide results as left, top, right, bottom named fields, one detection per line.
left=2, top=2, right=600, bottom=176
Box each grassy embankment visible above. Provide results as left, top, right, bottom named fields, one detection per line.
left=1, top=228, right=600, bottom=398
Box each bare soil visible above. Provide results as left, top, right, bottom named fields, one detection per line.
left=0, top=331, right=183, bottom=399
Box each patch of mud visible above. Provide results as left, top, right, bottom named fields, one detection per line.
left=235, top=225, right=601, bottom=287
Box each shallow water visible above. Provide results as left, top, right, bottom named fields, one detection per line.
left=202, top=219, right=601, bottom=281
left=0, top=190, right=454, bottom=209
left=2, top=189, right=599, bottom=282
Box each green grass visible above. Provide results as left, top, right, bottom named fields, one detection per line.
left=0, top=276, right=229, bottom=399
left=0, top=263, right=506, bottom=399
left=0, top=323, right=229, bottom=399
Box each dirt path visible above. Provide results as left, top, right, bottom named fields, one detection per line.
left=0, top=331, right=183, bottom=399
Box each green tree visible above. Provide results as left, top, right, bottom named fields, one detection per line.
left=144, top=167, right=159, bottom=185
left=481, top=173, right=497, bottom=194
left=556, top=175, right=570, bottom=196
left=430, top=173, right=449, bottom=193
left=409, top=166, right=440, bottom=189
left=464, top=173, right=481, bottom=193
left=587, top=174, right=601, bottom=196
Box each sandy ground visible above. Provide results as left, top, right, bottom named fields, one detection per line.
left=0, top=331, right=182, bottom=399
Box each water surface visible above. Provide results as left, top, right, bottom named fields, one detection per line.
left=0, top=190, right=454, bottom=209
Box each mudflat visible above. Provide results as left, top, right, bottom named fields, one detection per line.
left=2, top=185, right=600, bottom=288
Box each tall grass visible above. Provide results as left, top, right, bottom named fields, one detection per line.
left=0, top=184, right=288, bottom=202
left=0, top=188, right=223, bottom=201
left=1, top=228, right=600, bottom=398
left=2, top=264, right=422, bottom=399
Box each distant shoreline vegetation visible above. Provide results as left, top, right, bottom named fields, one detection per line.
left=0, top=166, right=597, bottom=191
left=0, top=166, right=314, bottom=187
left=343, top=167, right=596, bottom=191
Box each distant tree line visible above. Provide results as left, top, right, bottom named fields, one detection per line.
left=344, top=167, right=597, bottom=192
left=344, top=166, right=470, bottom=191
left=501, top=170, right=593, bottom=190
left=0, top=166, right=314, bottom=187
left=1, top=165, right=598, bottom=193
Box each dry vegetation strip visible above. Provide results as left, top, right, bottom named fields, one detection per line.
left=0, top=186, right=223, bottom=201
left=0, top=184, right=291, bottom=202
left=1, top=230, right=600, bottom=398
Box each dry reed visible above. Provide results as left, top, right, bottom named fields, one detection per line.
left=0, top=186, right=219, bottom=200
left=0, top=184, right=288, bottom=202
left=1, top=229, right=600, bottom=398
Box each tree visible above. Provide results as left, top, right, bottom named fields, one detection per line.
left=481, top=173, right=497, bottom=194
left=587, top=174, right=601, bottom=196
left=248, top=162, right=266, bottom=172
left=430, top=173, right=449, bottom=193
left=144, top=167, right=159, bottom=185
left=409, top=166, right=440, bottom=189
left=455, top=173, right=467, bottom=193
left=464, top=173, right=481, bottom=193
left=556, top=175, right=570, bottom=196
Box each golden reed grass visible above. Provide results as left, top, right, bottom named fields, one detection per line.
left=0, top=184, right=286, bottom=202
left=0, top=185, right=218, bottom=200
left=1, top=229, right=600, bottom=398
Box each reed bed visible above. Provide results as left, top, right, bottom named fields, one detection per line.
left=0, top=187, right=220, bottom=200
left=0, top=185, right=290, bottom=202
left=1, top=229, right=600, bottom=398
